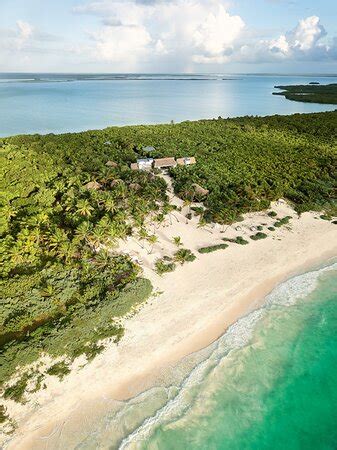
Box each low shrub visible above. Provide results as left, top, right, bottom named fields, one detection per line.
left=268, top=227, right=275, bottom=231
left=268, top=211, right=277, bottom=217
left=46, top=361, right=70, bottom=380
left=155, top=259, right=176, bottom=275
left=223, top=236, right=248, bottom=245
left=257, top=225, right=263, bottom=231
left=274, top=216, right=292, bottom=227
left=320, top=214, right=332, bottom=221
left=0, top=405, right=9, bottom=424
left=250, top=232, right=268, bottom=241
left=174, top=248, right=196, bottom=264
left=198, top=244, right=229, bottom=254
left=3, top=373, right=30, bottom=403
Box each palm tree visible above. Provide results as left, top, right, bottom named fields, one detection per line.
left=75, top=221, right=93, bottom=244
left=138, top=227, right=148, bottom=249
left=147, top=234, right=158, bottom=254
left=8, top=245, right=25, bottom=266
left=104, top=198, right=116, bottom=215
left=89, top=227, right=107, bottom=249
left=76, top=199, right=94, bottom=217
left=94, top=249, right=111, bottom=267
left=173, top=236, right=182, bottom=247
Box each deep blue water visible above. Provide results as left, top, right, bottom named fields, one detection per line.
left=0, top=73, right=336, bottom=137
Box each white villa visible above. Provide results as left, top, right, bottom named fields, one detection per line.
left=131, top=156, right=196, bottom=171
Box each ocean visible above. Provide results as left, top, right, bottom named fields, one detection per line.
left=75, top=261, right=337, bottom=450
left=0, top=73, right=336, bottom=137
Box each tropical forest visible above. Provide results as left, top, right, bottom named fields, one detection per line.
left=1, top=111, right=336, bottom=395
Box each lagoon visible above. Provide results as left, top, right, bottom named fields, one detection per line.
left=0, top=73, right=336, bottom=137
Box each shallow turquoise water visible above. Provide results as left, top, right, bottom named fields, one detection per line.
left=114, top=263, right=337, bottom=450
left=0, top=74, right=336, bottom=136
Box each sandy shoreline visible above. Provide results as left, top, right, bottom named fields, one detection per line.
left=3, top=200, right=337, bottom=449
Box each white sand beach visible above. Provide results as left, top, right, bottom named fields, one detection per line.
left=2, top=190, right=337, bottom=449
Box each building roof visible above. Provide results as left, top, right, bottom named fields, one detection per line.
left=143, top=146, right=155, bottom=152
left=177, top=157, right=196, bottom=166
left=137, top=158, right=154, bottom=164
left=192, top=183, right=209, bottom=197
left=130, top=163, right=138, bottom=170
left=85, top=181, right=102, bottom=190
left=154, top=157, right=177, bottom=168
left=105, top=160, right=118, bottom=167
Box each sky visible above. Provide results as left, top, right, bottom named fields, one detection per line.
left=0, top=0, right=337, bottom=73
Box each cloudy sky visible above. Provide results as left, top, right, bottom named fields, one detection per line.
left=1, top=0, right=336, bottom=73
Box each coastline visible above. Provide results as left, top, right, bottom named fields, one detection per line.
left=3, top=204, right=337, bottom=449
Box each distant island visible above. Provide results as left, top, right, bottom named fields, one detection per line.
left=273, top=83, right=337, bottom=105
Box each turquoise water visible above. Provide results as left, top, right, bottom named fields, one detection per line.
left=110, top=263, right=337, bottom=450
left=0, top=73, right=336, bottom=137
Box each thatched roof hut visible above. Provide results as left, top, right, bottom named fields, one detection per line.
left=177, top=157, right=196, bottom=166
left=85, top=181, right=102, bottom=190
left=192, top=183, right=209, bottom=197
left=110, top=179, right=123, bottom=187
left=130, top=163, right=138, bottom=171
left=106, top=160, right=118, bottom=167
left=154, top=157, right=177, bottom=169
left=129, top=183, right=141, bottom=191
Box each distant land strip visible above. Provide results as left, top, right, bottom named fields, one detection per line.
left=273, top=83, right=337, bottom=105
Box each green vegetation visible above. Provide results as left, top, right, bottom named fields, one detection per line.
left=223, top=236, right=249, bottom=245
left=0, top=404, right=16, bottom=434
left=1, top=111, right=336, bottom=395
left=46, top=361, right=70, bottom=379
left=250, top=232, right=268, bottom=241
left=274, top=216, right=292, bottom=227
left=198, top=243, right=228, bottom=254
left=0, top=405, right=9, bottom=424
left=3, top=373, right=30, bottom=403
left=155, top=258, right=176, bottom=275
left=173, top=248, right=196, bottom=264
left=155, top=248, right=195, bottom=273
left=273, top=84, right=337, bottom=105
left=168, top=112, right=336, bottom=222
left=173, top=236, right=183, bottom=247
left=1, top=278, right=151, bottom=383
left=268, top=227, right=275, bottom=231
left=268, top=211, right=277, bottom=217
left=320, top=214, right=332, bottom=221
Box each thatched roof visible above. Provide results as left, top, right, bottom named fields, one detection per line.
left=177, top=157, right=196, bottom=166
left=110, top=179, right=123, bottom=187
left=192, top=183, right=209, bottom=197
left=130, top=163, right=138, bottom=170
left=85, top=181, right=102, bottom=190
left=154, top=157, right=177, bottom=168
left=129, top=183, right=141, bottom=191
left=106, top=160, right=118, bottom=167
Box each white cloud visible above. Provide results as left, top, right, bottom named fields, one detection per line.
left=286, top=15, right=326, bottom=51
left=259, top=16, right=331, bottom=61
left=76, top=0, right=245, bottom=69
left=74, top=1, right=336, bottom=68
left=1, top=2, right=336, bottom=72
left=91, top=24, right=152, bottom=66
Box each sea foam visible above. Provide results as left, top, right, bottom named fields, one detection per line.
left=118, top=261, right=337, bottom=449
